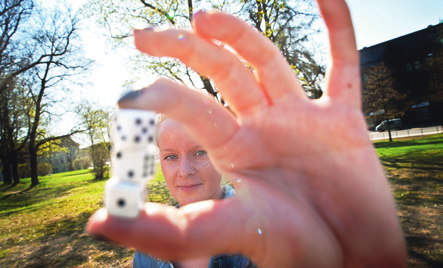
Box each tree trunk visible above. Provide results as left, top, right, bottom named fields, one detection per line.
left=383, top=107, right=393, bottom=142
left=1, top=100, right=12, bottom=185
left=29, top=139, right=39, bottom=186
left=2, top=156, right=12, bottom=185
left=10, top=149, right=20, bottom=185
left=97, top=166, right=104, bottom=179
left=387, top=120, right=393, bottom=142
left=27, top=60, right=50, bottom=187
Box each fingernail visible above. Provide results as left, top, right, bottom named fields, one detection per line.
left=131, top=25, right=155, bottom=37
left=118, top=89, right=145, bottom=104
left=192, top=10, right=205, bottom=20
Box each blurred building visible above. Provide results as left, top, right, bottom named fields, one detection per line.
left=44, top=137, right=80, bottom=174
left=360, top=22, right=443, bottom=127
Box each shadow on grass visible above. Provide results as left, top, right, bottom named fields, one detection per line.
left=388, top=174, right=442, bottom=186
left=381, top=158, right=443, bottom=171
left=407, top=236, right=443, bottom=268
left=382, top=151, right=443, bottom=267
left=0, top=170, right=99, bottom=216
left=0, top=184, right=82, bottom=218
left=0, top=183, right=20, bottom=192
left=0, top=184, right=37, bottom=201
left=12, top=212, right=133, bottom=268
left=87, top=177, right=109, bottom=184
left=0, top=170, right=133, bottom=267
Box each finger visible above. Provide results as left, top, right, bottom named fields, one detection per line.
left=317, top=0, right=358, bottom=65
left=133, top=27, right=270, bottom=115
left=192, top=11, right=306, bottom=102
left=118, top=79, right=238, bottom=152
left=86, top=200, right=253, bottom=260
left=316, top=0, right=361, bottom=109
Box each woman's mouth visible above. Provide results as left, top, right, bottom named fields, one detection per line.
left=178, top=183, right=202, bottom=192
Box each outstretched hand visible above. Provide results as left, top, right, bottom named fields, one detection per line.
left=87, top=0, right=407, bottom=267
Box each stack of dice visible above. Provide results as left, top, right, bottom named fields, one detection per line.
left=105, top=109, right=157, bottom=218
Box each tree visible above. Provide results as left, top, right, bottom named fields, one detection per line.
left=362, top=64, right=404, bottom=142
left=240, top=0, right=326, bottom=97
left=0, top=0, right=34, bottom=184
left=82, top=0, right=325, bottom=99
left=25, top=4, right=90, bottom=186
left=76, top=100, right=111, bottom=179
left=0, top=1, right=91, bottom=186
left=0, top=77, right=31, bottom=184
left=0, top=0, right=35, bottom=91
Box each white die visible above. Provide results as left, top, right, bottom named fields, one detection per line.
left=111, top=149, right=157, bottom=183
left=105, top=177, right=146, bottom=218
left=111, top=109, right=157, bottom=150
left=106, top=109, right=157, bottom=218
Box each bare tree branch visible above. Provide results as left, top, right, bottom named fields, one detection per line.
left=140, top=0, right=176, bottom=25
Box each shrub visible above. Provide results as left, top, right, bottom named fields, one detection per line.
left=37, top=162, right=52, bottom=176
left=73, top=158, right=91, bottom=170
left=90, top=143, right=110, bottom=179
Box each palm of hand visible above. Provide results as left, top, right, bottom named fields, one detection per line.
left=209, top=94, right=383, bottom=267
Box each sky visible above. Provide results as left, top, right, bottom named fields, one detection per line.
left=64, top=0, right=443, bottom=146
left=346, top=0, right=443, bottom=49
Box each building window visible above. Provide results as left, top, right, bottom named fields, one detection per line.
left=406, top=63, right=412, bottom=72
left=414, top=61, right=420, bottom=70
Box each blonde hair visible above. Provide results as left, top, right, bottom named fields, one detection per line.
left=154, top=113, right=167, bottom=145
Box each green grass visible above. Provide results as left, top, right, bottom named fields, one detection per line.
left=1, top=170, right=98, bottom=239
left=374, top=134, right=443, bottom=267
left=0, top=135, right=442, bottom=267
left=0, top=170, right=117, bottom=267
left=375, top=134, right=443, bottom=160
left=0, top=167, right=172, bottom=267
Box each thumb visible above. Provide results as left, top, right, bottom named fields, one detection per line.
left=86, top=198, right=251, bottom=260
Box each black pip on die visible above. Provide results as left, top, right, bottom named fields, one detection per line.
left=105, top=109, right=157, bottom=218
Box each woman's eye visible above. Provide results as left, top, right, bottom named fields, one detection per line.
left=164, top=155, right=177, bottom=160
left=195, top=150, right=207, bottom=157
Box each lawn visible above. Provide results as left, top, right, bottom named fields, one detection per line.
left=0, top=167, right=173, bottom=267
left=374, top=134, right=443, bottom=267
left=0, top=135, right=442, bottom=267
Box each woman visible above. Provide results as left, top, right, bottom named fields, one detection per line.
left=133, top=115, right=256, bottom=268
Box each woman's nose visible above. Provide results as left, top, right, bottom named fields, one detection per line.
left=178, top=157, right=195, bottom=178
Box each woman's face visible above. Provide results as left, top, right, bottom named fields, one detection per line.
left=157, top=119, right=223, bottom=206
